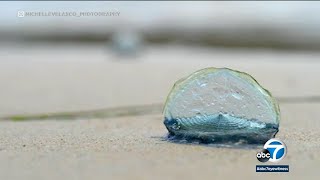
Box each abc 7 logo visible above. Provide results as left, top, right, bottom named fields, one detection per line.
left=257, top=139, right=287, bottom=163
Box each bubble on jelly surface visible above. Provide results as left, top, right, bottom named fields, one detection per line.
left=163, top=67, right=280, bottom=144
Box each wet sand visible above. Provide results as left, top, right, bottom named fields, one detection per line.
left=0, top=44, right=319, bottom=179
left=0, top=106, right=319, bottom=180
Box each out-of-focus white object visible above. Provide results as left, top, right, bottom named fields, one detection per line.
left=111, top=31, right=143, bottom=57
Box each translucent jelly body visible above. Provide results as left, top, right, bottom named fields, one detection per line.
left=163, top=68, right=280, bottom=144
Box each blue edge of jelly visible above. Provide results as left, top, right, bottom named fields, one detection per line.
left=164, top=114, right=279, bottom=145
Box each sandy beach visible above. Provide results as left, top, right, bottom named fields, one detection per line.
left=0, top=44, right=319, bottom=179
left=0, top=108, right=319, bottom=180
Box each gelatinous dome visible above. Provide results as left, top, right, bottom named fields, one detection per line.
left=163, top=68, right=280, bottom=144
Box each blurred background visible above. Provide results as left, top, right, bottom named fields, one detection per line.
left=1, top=1, right=320, bottom=117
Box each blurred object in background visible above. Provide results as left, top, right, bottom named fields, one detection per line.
left=110, top=30, right=143, bottom=58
